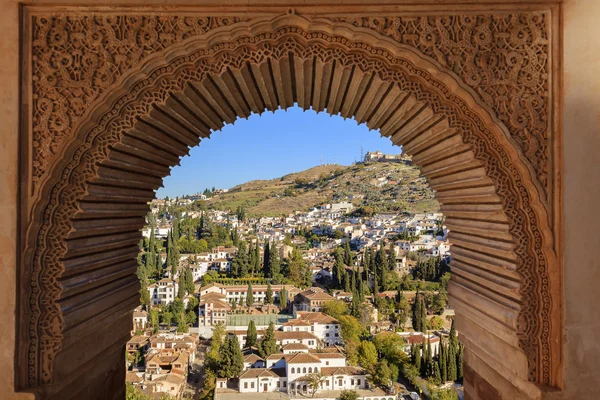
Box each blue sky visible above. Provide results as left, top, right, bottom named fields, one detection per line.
left=157, top=106, right=400, bottom=198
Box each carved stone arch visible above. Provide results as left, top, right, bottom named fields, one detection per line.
left=19, top=12, right=560, bottom=399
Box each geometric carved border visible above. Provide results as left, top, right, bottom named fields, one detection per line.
left=20, top=6, right=561, bottom=395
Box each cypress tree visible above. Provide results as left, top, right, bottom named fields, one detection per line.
left=363, top=249, right=370, bottom=277
left=344, top=271, right=351, bottom=293
left=265, top=282, right=273, bottom=304
left=238, top=295, right=244, bottom=307
left=254, top=241, right=261, bottom=276
left=425, top=339, right=432, bottom=377
left=280, top=287, right=288, bottom=309
left=388, top=241, right=396, bottom=271
left=259, top=322, right=278, bottom=358
left=177, top=278, right=185, bottom=299
left=439, top=339, right=448, bottom=383
left=447, top=342, right=458, bottom=381
left=333, top=249, right=344, bottom=288
left=344, top=241, right=353, bottom=266
left=245, top=320, right=257, bottom=348
left=420, top=297, right=428, bottom=332
left=457, top=342, right=464, bottom=380
left=185, top=268, right=195, bottom=294
left=373, top=273, right=379, bottom=299
left=246, top=283, right=254, bottom=307
left=262, top=242, right=270, bottom=277
left=414, top=344, right=422, bottom=373
left=433, top=362, right=442, bottom=385
left=412, top=290, right=421, bottom=331
left=268, top=242, right=280, bottom=278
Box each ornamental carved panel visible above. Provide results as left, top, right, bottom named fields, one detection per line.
left=20, top=4, right=561, bottom=397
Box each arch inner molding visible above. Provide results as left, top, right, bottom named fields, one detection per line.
left=19, top=5, right=561, bottom=397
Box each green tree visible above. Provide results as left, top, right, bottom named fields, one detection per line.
left=126, top=383, right=151, bottom=400
left=246, top=283, right=254, bottom=307
left=259, top=322, right=278, bottom=358
left=268, top=242, right=281, bottom=279
left=388, top=241, right=397, bottom=271
left=375, top=243, right=388, bottom=290
left=343, top=241, right=354, bottom=266
left=322, top=300, right=348, bottom=319
left=338, top=390, right=359, bottom=400
left=373, top=332, right=407, bottom=365
left=265, top=282, right=273, bottom=305
left=245, top=320, right=258, bottom=348
left=161, top=311, right=173, bottom=327
left=305, top=371, right=325, bottom=398
left=420, top=296, right=428, bottom=332
left=262, top=242, right=270, bottom=277
left=231, top=241, right=250, bottom=278
left=413, top=344, right=422, bottom=373
left=279, top=287, right=288, bottom=309
left=357, top=340, right=378, bottom=370
left=206, top=323, right=225, bottom=372
left=333, top=248, right=345, bottom=288
left=447, top=343, right=457, bottom=381
left=140, top=285, right=151, bottom=308
left=177, top=277, right=186, bottom=299
left=374, top=359, right=394, bottom=389
left=150, top=309, right=160, bottom=333
left=220, top=335, right=244, bottom=378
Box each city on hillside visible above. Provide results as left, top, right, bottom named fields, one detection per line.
left=126, top=152, right=462, bottom=400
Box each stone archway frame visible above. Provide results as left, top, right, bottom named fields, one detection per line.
left=18, top=8, right=561, bottom=398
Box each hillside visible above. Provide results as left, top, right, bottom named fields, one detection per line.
left=207, top=161, right=439, bottom=217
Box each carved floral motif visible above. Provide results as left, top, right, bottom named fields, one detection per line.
left=332, top=15, right=551, bottom=198
left=31, top=15, right=248, bottom=189
left=30, top=13, right=552, bottom=202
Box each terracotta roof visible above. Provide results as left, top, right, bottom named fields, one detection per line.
left=309, top=346, right=344, bottom=354
left=283, top=343, right=309, bottom=351
left=126, top=372, right=143, bottom=383
left=266, top=353, right=285, bottom=360
left=320, top=366, right=366, bottom=376
left=128, top=336, right=149, bottom=345
left=400, top=333, right=440, bottom=345
left=282, top=320, right=312, bottom=327
left=284, top=353, right=321, bottom=364
left=298, top=288, right=335, bottom=301
left=133, top=310, right=148, bottom=318
left=274, top=331, right=319, bottom=341
left=244, top=354, right=264, bottom=363
left=297, top=312, right=339, bottom=325
left=239, top=368, right=279, bottom=379
left=313, top=353, right=346, bottom=359
left=200, top=292, right=226, bottom=301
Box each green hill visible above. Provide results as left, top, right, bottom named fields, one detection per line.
left=206, top=161, right=438, bottom=217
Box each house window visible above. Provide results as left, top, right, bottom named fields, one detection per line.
left=326, top=333, right=330, bottom=337
left=326, top=380, right=329, bottom=386
left=277, top=381, right=280, bottom=387
left=303, top=367, right=307, bottom=373
left=326, top=361, right=329, bottom=365
left=244, top=383, right=248, bottom=389
left=251, top=382, right=255, bottom=389
left=283, top=381, right=287, bottom=388
left=335, top=333, right=339, bottom=337
left=308, top=367, right=312, bottom=373
left=291, top=368, right=295, bottom=373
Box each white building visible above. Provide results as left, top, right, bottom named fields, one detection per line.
left=147, top=278, right=179, bottom=306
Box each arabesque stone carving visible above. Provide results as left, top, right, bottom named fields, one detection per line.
left=21, top=10, right=560, bottom=397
